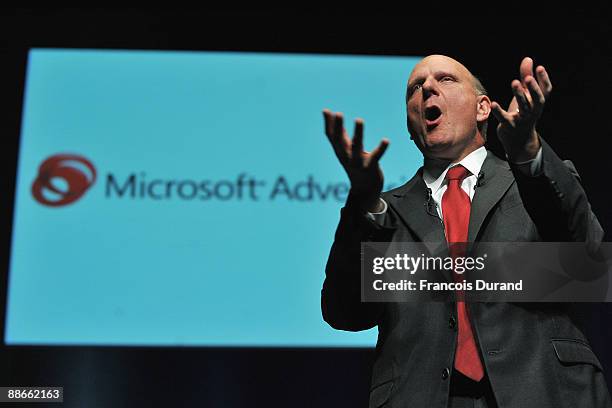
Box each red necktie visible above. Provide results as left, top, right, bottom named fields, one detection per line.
left=442, top=165, right=484, bottom=382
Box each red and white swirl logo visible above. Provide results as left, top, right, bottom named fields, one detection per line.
left=31, top=154, right=97, bottom=207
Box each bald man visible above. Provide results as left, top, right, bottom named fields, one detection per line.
left=321, top=56, right=611, bottom=408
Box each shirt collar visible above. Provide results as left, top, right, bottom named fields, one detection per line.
left=422, top=146, right=487, bottom=194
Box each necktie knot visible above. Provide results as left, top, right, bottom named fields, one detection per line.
left=446, top=164, right=470, bottom=182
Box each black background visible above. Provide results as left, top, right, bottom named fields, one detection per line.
left=1, top=8, right=611, bottom=408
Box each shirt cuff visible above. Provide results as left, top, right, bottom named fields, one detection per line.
left=508, top=146, right=543, bottom=176
left=365, top=198, right=388, bottom=223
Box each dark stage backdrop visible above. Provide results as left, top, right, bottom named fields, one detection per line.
left=1, top=8, right=611, bottom=408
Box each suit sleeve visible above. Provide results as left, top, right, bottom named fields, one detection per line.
left=321, top=192, right=396, bottom=331
left=509, top=137, right=604, bottom=244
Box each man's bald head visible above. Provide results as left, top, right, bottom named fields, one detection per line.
left=405, top=54, right=491, bottom=162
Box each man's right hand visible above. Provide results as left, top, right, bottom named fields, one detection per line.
left=322, top=109, right=389, bottom=213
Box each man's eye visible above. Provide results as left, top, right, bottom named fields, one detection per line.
left=406, top=84, right=421, bottom=99
left=441, top=76, right=454, bottom=82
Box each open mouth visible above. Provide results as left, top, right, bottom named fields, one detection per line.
left=424, top=105, right=443, bottom=129
left=425, top=106, right=442, bottom=121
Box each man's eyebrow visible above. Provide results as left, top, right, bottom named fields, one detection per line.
left=434, top=70, right=458, bottom=78
left=407, top=70, right=459, bottom=88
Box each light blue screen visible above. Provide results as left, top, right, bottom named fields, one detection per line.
left=7, top=49, right=422, bottom=346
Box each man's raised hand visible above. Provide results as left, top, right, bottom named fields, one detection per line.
left=322, top=109, right=389, bottom=213
left=491, top=57, right=553, bottom=162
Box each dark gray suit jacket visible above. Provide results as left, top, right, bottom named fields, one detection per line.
left=321, top=139, right=612, bottom=407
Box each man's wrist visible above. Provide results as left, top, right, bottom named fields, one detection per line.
left=504, top=129, right=541, bottom=163
left=347, top=189, right=384, bottom=214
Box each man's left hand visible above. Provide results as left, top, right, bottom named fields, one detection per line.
left=491, top=57, right=553, bottom=162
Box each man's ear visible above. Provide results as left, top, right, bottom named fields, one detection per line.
left=476, top=94, right=491, bottom=123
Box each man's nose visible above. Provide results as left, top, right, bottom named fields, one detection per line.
left=422, top=77, right=439, bottom=99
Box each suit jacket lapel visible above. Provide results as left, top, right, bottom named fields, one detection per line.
left=467, top=151, right=515, bottom=242
left=386, top=171, right=450, bottom=282
left=386, top=170, right=447, bottom=243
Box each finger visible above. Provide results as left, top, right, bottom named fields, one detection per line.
left=330, top=112, right=350, bottom=162
left=535, top=65, right=553, bottom=96
left=511, top=80, right=532, bottom=114
left=491, top=101, right=515, bottom=124
left=322, top=109, right=340, bottom=149
left=506, top=96, right=519, bottom=115
left=323, top=109, right=333, bottom=136
left=519, top=57, right=534, bottom=83
left=366, top=138, right=390, bottom=167
left=333, top=112, right=344, bottom=140
left=351, top=119, right=365, bottom=167
left=525, top=75, right=545, bottom=110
